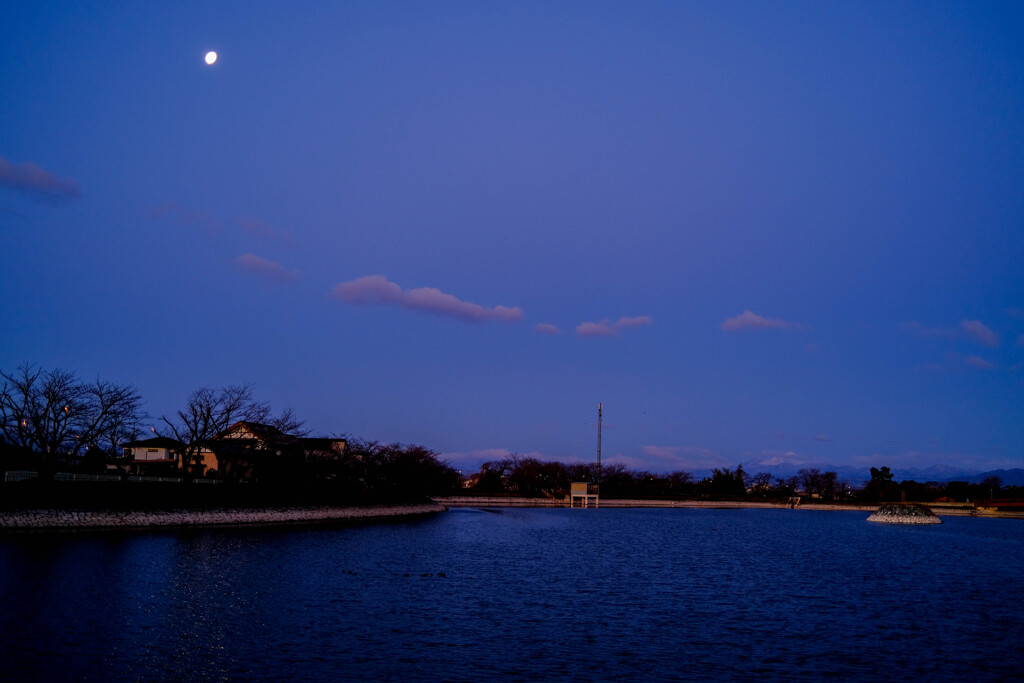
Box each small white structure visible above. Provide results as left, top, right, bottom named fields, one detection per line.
left=120, top=436, right=184, bottom=473
left=569, top=482, right=599, bottom=508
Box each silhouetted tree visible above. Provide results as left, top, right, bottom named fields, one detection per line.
left=750, top=472, right=773, bottom=496
left=159, top=384, right=300, bottom=476
left=797, top=468, right=826, bottom=496
left=865, top=466, right=899, bottom=501
left=0, top=363, right=143, bottom=472
left=704, top=466, right=746, bottom=498
left=354, top=440, right=461, bottom=497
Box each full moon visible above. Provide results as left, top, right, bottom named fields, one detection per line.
left=205, top=51, right=217, bottom=65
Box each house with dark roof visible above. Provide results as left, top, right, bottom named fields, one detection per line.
left=209, top=421, right=348, bottom=481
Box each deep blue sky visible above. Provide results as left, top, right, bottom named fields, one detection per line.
left=3, top=1, right=1023, bottom=476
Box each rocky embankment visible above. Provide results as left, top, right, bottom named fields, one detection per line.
left=434, top=496, right=877, bottom=510
left=0, top=503, right=446, bottom=533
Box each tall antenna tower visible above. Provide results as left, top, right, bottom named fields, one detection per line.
left=597, top=402, right=602, bottom=484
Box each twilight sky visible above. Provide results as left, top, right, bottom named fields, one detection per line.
left=3, top=1, right=1023, bottom=476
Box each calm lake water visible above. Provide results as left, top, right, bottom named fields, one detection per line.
left=1, top=508, right=1021, bottom=682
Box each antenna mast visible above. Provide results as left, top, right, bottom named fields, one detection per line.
left=597, top=402, right=602, bottom=484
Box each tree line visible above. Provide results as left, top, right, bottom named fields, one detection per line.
left=3, top=364, right=1016, bottom=503
left=464, top=456, right=1018, bottom=503
left=0, top=363, right=460, bottom=497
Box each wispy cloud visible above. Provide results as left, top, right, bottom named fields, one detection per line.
left=535, top=323, right=561, bottom=335
left=145, top=202, right=222, bottom=232
left=332, top=275, right=523, bottom=323
left=1006, top=308, right=1024, bottom=320
left=235, top=253, right=300, bottom=283
left=965, top=355, right=995, bottom=369
left=1018, top=334, right=1024, bottom=347
left=0, top=157, right=81, bottom=204
left=960, top=319, right=1000, bottom=347
left=576, top=316, right=653, bottom=337
left=902, top=319, right=1001, bottom=347
left=721, top=310, right=797, bottom=332
left=238, top=217, right=296, bottom=247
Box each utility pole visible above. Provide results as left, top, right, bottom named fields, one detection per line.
left=597, top=402, right=602, bottom=484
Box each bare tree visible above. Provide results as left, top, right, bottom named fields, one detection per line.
left=160, top=384, right=267, bottom=474
left=798, top=468, right=823, bottom=496
left=0, top=363, right=143, bottom=469
left=159, top=384, right=305, bottom=475
left=267, top=406, right=307, bottom=437
left=821, top=471, right=838, bottom=500
left=750, top=472, right=773, bottom=493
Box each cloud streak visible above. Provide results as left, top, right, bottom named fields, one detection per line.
left=902, top=318, right=1001, bottom=347
left=332, top=275, right=523, bottom=323
left=721, top=310, right=796, bottom=332
left=235, top=253, right=300, bottom=283
left=535, top=323, right=561, bottom=335
left=576, top=316, right=653, bottom=337
left=960, top=319, right=1000, bottom=347
left=0, top=158, right=81, bottom=203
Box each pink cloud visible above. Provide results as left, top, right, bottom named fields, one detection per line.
left=965, top=355, right=995, bottom=369
left=577, top=321, right=617, bottom=337
left=235, top=253, right=300, bottom=283
left=535, top=323, right=562, bottom=335
left=721, top=310, right=794, bottom=332
left=0, top=157, right=80, bottom=203
left=960, top=319, right=1000, bottom=347
left=576, top=316, right=653, bottom=337
left=332, top=275, right=523, bottom=323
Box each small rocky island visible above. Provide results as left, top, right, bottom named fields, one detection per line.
left=867, top=503, right=942, bottom=524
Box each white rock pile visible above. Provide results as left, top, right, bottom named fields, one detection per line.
left=867, top=503, right=942, bottom=524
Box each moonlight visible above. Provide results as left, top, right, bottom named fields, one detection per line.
left=205, top=51, right=217, bottom=65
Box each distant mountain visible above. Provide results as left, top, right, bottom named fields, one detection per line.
left=735, top=458, right=874, bottom=484
left=691, top=459, right=1024, bottom=487
left=941, top=468, right=1024, bottom=487
left=890, top=464, right=978, bottom=483
left=732, top=459, right=997, bottom=486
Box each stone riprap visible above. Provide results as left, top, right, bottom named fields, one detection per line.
left=0, top=503, right=446, bottom=532
left=867, top=503, right=942, bottom=524
left=434, top=496, right=878, bottom=511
